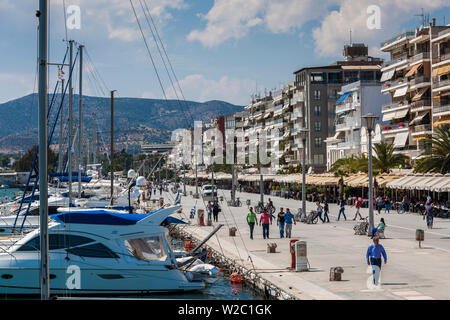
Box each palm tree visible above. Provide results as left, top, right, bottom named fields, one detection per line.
left=414, top=125, right=450, bottom=174
left=330, top=155, right=367, bottom=199
left=372, top=141, right=408, bottom=174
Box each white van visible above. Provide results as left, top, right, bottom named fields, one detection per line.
left=201, top=185, right=217, bottom=201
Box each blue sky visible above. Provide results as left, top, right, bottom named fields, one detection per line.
left=0, top=0, right=449, bottom=105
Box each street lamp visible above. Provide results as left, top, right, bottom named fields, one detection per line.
left=299, top=128, right=309, bottom=219
left=362, top=113, right=378, bottom=237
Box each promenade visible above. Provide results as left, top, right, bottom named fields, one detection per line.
left=159, top=185, right=450, bottom=300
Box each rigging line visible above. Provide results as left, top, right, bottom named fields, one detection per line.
left=139, top=0, right=191, bottom=129
left=129, top=0, right=174, bottom=118
left=29, top=25, right=39, bottom=138
left=84, top=49, right=110, bottom=94
left=62, top=0, right=68, bottom=42
left=143, top=0, right=194, bottom=127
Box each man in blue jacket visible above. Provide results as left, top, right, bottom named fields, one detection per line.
left=366, top=237, right=387, bottom=285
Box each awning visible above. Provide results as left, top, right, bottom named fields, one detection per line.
left=386, top=174, right=418, bottom=189
left=336, top=92, right=351, bottom=104
left=255, top=115, right=263, bottom=121
left=393, top=86, right=409, bottom=98
left=382, top=111, right=397, bottom=122
left=432, top=174, right=450, bottom=192
left=282, top=131, right=290, bottom=138
left=394, top=108, right=409, bottom=119
left=437, top=65, right=450, bottom=76
left=264, top=113, right=271, bottom=119
left=409, top=112, right=428, bottom=125
left=404, top=63, right=422, bottom=77
left=393, top=132, right=409, bottom=147
left=411, top=87, right=429, bottom=102
left=433, top=119, right=450, bottom=127
left=282, top=104, right=290, bottom=112
left=380, top=69, right=396, bottom=82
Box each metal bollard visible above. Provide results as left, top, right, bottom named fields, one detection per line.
left=295, top=241, right=308, bottom=271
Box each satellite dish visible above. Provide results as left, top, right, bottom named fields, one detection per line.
left=127, top=169, right=137, bottom=179
left=136, top=176, right=147, bottom=187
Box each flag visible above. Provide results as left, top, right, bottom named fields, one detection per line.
left=174, top=191, right=181, bottom=205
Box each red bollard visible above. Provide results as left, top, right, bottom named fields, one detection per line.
left=289, top=239, right=299, bottom=269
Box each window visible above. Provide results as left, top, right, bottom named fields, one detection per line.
left=315, top=121, right=322, bottom=132
left=314, top=90, right=321, bottom=100
left=66, top=243, right=119, bottom=259
left=124, top=236, right=168, bottom=262
left=313, top=154, right=324, bottom=164
left=314, top=105, right=321, bottom=116
left=315, top=137, right=322, bottom=148
left=17, top=234, right=94, bottom=252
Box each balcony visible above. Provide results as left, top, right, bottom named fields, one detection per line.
left=409, top=75, right=430, bottom=87
left=412, top=124, right=432, bottom=136
left=409, top=52, right=430, bottom=64
left=432, top=51, right=450, bottom=65
left=433, top=78, right=450, bottom=90
left=382, top=102, right=408, bottom=112
left=381, top=56, right=409, bottom=70
left=382, top=122, right=409, bottom=134
left=381, top=78, right=408, bottom=92
left=380, top=31, right=415, bottom=50
left=433, top=104, right=450, bottom=116
left=336, top=101, right=358, bottom=114
left=432, top=28, right=450, bottom=42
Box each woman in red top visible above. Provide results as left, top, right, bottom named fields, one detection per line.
left=259, top=210, right=273, bottom=239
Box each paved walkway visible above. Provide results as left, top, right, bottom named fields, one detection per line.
left=158, top=186, right=450, bottom=300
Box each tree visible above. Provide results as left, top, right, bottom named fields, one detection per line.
left=414, top=125, right=450, bottom=174
left=13, top=145, right=58, bottom=173
left=372, top=141, right=408, bottom=173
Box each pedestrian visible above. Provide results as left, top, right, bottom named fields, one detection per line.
left=384, top=196, right=391, bottom=213
left=352, top=198, right=363, bottom=220
left=376, top=195, right=383, bottom=215
left=259, top=209, right=272, bottom=239
left=277, top=207, right=286, bottom=238
left=268, top=198, right=274, bottom=211
left=366, top=236, right=387, bottom=286
left=206, top=201, right=213, bottom=221
left=338, top=198, right=347, bottom=221
left=239, top=184, right=242, bottom=193
left=284, top=208, right=296, bottom=238
left=323, top=199, right=330, bottom=223
left=246, top=207, right=258, bottom=240
left=314, top=202, right=324, bottom=222
left=212, top=201, right=220, bottom=222
left=402, top=194, right=409, bottom=212
left=159, top=184, right=163, bottom=196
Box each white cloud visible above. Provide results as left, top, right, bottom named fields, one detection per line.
left=187, top=0, right=334, bottom=47
left=166, top=74, right=255, bottom=105
left=0, top=73, right=34, bottom=103
left=312, top=0, right=448, bottom=57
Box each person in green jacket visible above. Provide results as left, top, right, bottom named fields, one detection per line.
left=246, top=207, right=258, bottom=240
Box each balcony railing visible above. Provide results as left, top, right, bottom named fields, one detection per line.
left=434, top=104, right=450, bottom=115
left=433, top=77, right=450, bottom=89
left=437, top=28, right=450, bottom=39
left=380, top=31, right=414, bottom=48
left=336, top=101, right=358, bottom=113
left=410, top=99, right=431, bottom=110
left=413, top=124, right=432, bottom=133
left=382, top=123, right=409, bottom=132
left=383, top=78, right=408, bottom=89
left=409, top=75, right=430, bottom=86
left=432, top=51, right=450, bottom=64
left=410, top=52, right=430, bottom=63
left=382, top=55, right=409, bottom=68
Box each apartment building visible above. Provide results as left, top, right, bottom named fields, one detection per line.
left=380, top=21, right=449, bottom=162
left=431, top=25, right=450, bottom=128
left=325, top=80, right=389, bottom=170
left=293, top=43, right=383, bottom=173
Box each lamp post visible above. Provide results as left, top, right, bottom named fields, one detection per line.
left=299, top=128, right=309, bottom=219
left=362, top=113, right=378, bottom=237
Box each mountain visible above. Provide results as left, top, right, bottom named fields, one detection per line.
left=0, top=94, right=244, bottom=154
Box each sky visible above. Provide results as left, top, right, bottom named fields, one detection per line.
left=0, top=0, right=449, bottom=106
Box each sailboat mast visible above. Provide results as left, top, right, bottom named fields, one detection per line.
left=58, top=78, right=64, bottom=173
left=37, top=0, right=50, bottom=300
left=78, top=44, right=83, bottom=198
left=110, top=90, right=116, bottom=206
left=68, top=40, right=73, bottom=206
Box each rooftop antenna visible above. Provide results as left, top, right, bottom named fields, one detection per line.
left=349, top=29, right=352, bottom=45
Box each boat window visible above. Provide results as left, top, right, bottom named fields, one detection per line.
left=17, top=234, right=95, bottom=251
left=124, top=236, right=167, bottom=261
left=66, top=243, right=119, bottom=259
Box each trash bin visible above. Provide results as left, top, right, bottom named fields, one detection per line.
left=229, top=227, right=237, bottom=236
left=295, top=241, right=308, bottom=272
left=416, top=229, right=424, bottom=248
left=246, top=199, right=251, bottom=206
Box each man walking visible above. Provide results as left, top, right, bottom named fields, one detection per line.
left=277, top=207, right=286, bottom=238
left=212, top=201, right=220, bottom=222
left=246, top=207, right=258, bottom=240
left=323, top=199, right=330, bottom=223
left=206, top=201, right=213, bottom=222
left=314, top=202, right=324, bottom=223
left=284, top=208, right=296, bottom=238
left=352, top=198, right=363, bottom=220
left=338, top=198, right=347, bottom=221
left=366, top=236, right=387, bottom=286
left=260, top=210, right=272, bottom=239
